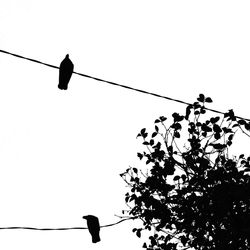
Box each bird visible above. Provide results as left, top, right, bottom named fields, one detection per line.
left=58, top=54, right=74, bottom=90
left=82, top=215, right=101, bottom=243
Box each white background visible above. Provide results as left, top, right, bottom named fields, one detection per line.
left=0, top=1, right=250, bottom=249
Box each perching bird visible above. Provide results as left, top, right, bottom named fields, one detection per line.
left=82, top=215, right=101, bottom=243
left=58, top=54, right=74, bottom=90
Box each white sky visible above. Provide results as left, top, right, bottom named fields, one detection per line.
left=0, top=1, right=250, bottom=249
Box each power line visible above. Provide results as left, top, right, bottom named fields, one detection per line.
left=1, top=49, right=250, bottom=122
left=0, top=217, right=134, bottom=231
left=0, top=227, right=85, bottom=231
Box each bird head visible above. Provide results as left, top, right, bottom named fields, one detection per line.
left=82, top=215, right=98, bottom=220
left=83, top=215, right=91, bottom=220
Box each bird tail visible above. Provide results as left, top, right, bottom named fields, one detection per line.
left=58, top=83, right=68, bottom=90
left=92, top=235, right=101, bottom=243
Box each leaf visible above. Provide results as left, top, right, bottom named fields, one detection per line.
left=225, top=109, right=236, bottom=121
left=200, top=108, right=206, bottom=114
left=210, top=143, right=226, bottom=150
left=210, top=116, right=220, bottom=124
left=175, top=123, right=182, bottom=130
left=153, top=141, right=161, bottom=150
left=172, top=113, right=184, bottom=122
left=168, top=146, right=173, bottom=153
left=193, top=102, right=201, bottom=109
left=238, top=119, right=246, bottom=125
left=185, top=105, right=191, bottom=120
left=232, top=123, right=239, bottom=128
left=222, top=127, right=232, bottom=133
left=129, top=194, right=137, bottom=202
left=142, top=243, right=147, bottom=248
left=245, top=123, right=250, bottom=131
left=205, top=97, right=213, bottom=103
left=214, top=132, right=221, bottom=140
left=201, top=123, right=212, bottom=132
left=197, top=94, right=205, bottom=102
left=136, top=133, right=141, bottom=138
left=149, top=236, right=157, bottom=246
left=228, top=134, right=234, bottom=141
left=136, top=229, right=142, bottom=238
left=133, top=168, right=138, bottom=174
left=134, top=177, right=139, bottom=183
left=181, top=174, right=186, bottom=181
left=202, top=132, right=207, bottom=137
left=154, top=119, right=160, bottom=123
left=160, top=116, right=167, bottom=122
left=137, top=153, right=143, bottom=160
left=155, top=125, right=159, bottom=132
left=174, top=131, right=180, bottom=138
left=152, top=132, right=157, bottom=138
left=213, top=124, right=222, bottom=133
left=173, top=175, right=180, bottom=181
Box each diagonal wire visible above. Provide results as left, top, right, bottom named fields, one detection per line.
left=0, top=49, right=250, bottom=122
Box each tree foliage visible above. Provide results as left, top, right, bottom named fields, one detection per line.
left=121, top=94, right=250, bottom=250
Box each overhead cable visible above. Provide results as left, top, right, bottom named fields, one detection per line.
left=0, top=217, right=133, bottom=231
left=0, top=49, right=249, bottom=122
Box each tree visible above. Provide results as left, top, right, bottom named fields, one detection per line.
left=121, top=94, right=250, bottom=250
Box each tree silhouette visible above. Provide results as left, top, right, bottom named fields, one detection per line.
left=121, top=94, right=250, bottom=250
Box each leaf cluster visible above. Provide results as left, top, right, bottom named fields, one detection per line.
left=121, top=94, right=250, bottom=250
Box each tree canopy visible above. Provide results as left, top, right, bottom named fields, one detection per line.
left=121, top=94, right=250, bottom=250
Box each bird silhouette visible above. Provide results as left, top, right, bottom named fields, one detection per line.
left=82, top=215, right=101, bottom=243
left=58, top=54, right=74, bottom=90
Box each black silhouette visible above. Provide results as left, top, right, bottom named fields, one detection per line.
left=121, top=94, right=250, bottom=250
left=58, top=54, right=74, bottom=90
left=82, top=215, right=101, bottom=243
